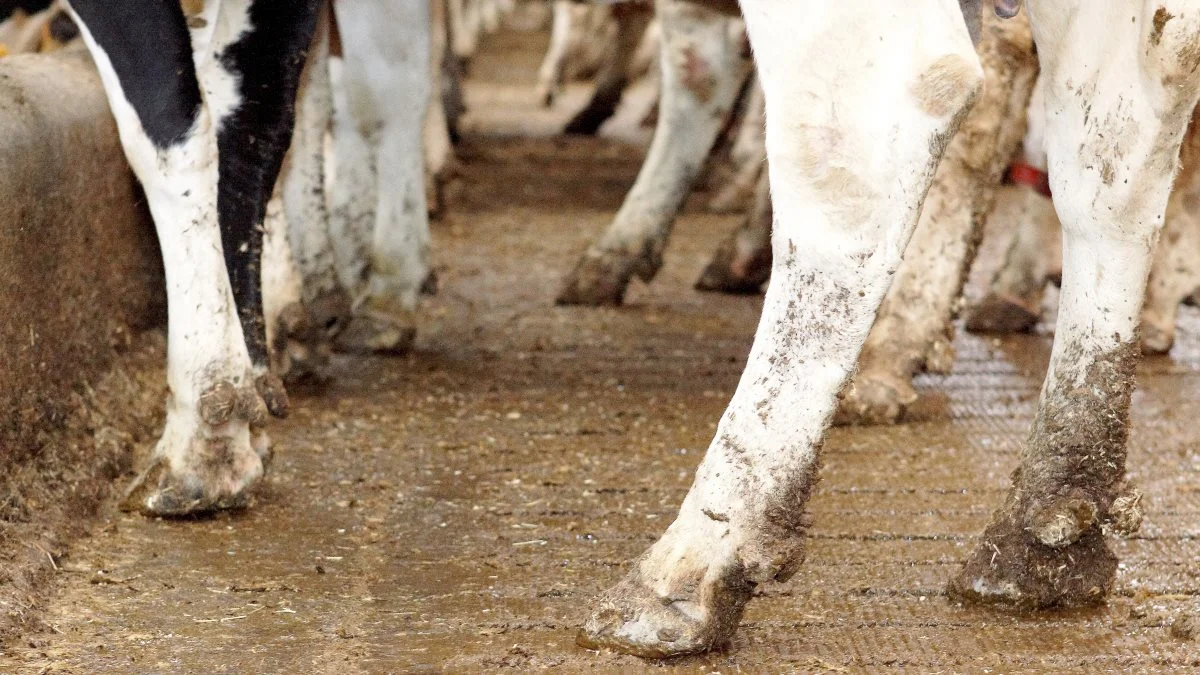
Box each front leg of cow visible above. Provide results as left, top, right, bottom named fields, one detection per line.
left=949, top=1, right=1200, bottom=608
left=557, top=0, right=749, bottom=306
left=65, top=0, right=309, bottom=514
left=579, top=0, right=982, bottom=656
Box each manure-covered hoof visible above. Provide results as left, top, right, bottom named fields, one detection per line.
left=694, top=237, right=770, bottom=295
left=964, top=292, right=1041, bottom=334
left=557, top=247, right=659, bottom=306
left=578, top=564, right=752, bottom=658
left=948, top=505, right=1117, bottom=609
left=122, top=378, right=270, bottom=516
left=834, top=372, right=918, bottom=426
left=1140, top=318, right=1175, bottom=355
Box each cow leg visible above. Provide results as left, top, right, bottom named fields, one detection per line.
left=965, top=74, right=1062, bottom=334
left=579, top=0, right=981, bottom=656
left=64, top=0, right=309, bottom=514
left=964, top=182, right=1061, bottom=333
left=694, top=167, right=772, bottom=294
left=535, top=1, right=581, bottom=107
left=949, top=0, right=1200, bottom=608
left=332, top=0, right=432, bottom=354
left=426, top=0, right=455, bottom=216
left=277, top=1, right=351, bottom=380
left=202, top=0, right=319, bottom=430
left=1141, top=117, right=1200, bottom=354
left=837, top=10, right=1037, bottom=425
left=706, top=74, right=764, bottom=215
left=563, top=3, right=653, bottom=136
left=557, top=0, right=749, bottom=306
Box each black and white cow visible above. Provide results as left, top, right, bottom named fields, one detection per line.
left=578, top=0, right=1200, bottom=658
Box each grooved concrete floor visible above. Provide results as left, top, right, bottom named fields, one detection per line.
left=4, top=24, right=1200, bottom=674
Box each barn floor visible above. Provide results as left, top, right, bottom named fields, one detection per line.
left=6, top=21, right=1200, bottom=674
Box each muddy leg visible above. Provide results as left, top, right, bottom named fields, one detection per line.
left=837, top=10, right=1037, bottom=426
left=694, top=168, right=771, bottom=294
left=965, top=74, right=1062, bottom=334
left=949, top=0, right=1200, bottom=608
left=563, top=4, right=652, bottom=136
left=1141, top=117, right=1200, bottom=354
left=278, top=2, right=350, bottom=380
left=556, top=0, right=749, bottom=306
left=579, top=0, right=981, bottom=656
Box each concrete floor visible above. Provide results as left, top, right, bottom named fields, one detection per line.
left=4, top=23, right=1200, bottom=674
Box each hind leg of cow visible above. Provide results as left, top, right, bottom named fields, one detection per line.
left=949, top=0, right=1200, bottom=608
left=706, top=75, right=764, bottom=215
left=66, top=0, right=314, bottom=514
left=694, top=167, right=772, bottom=294
left=965, top=73, right=1062, bottom=334
left=557, top=0, right=749, bottom=306
left=332, top=0, right=432, bottom=354
left=964, top=181, right=1061, bottom=333
left=579, top=0, right=981, bottom=656
left=278, top=1, right=351, bottom=381
left=837, top=9, right=1036, bottom=426
left=563, top=4, right=652, bottom=136
left=1141, top=120, right=1200, bottom=354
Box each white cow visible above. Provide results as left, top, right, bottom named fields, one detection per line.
left=579, top=0, right=1197, bottom=657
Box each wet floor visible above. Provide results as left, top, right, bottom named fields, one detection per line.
left=6, top=23, right=1200, bottom=674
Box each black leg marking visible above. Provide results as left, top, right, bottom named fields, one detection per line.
left=214, top=0, right=321, bottom=368
left=67, top=0, right=201, bottom=148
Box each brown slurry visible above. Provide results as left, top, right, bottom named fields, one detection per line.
left=5, top=26, right=1200, bottom=671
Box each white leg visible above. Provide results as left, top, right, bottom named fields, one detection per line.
left=326, top=52, right=375, bottom=296
left=1141, top=115, right=1200, bottom=354
left=333, top=0, right=432, bottom=354
left=557, top=0, right=750, bottom=306
left=838, top=9, right=1037, bottom=425
left=950, top=0, right=1200, bottom=607
left=261, top=187, right=304, bottom=375
left=67, top=0, right=270, bottom=514
left=707, top=74, right=764, bottom=215
left=535, top=1, right=578, bottom=107
left=580, top=0, right=981, bottom=656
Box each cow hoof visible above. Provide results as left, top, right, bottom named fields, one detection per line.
left=834, top=373, right=918, bottom=426
left=557, top=248, right=659, bottom=306
left=964, top=293, right=1041, bottom=334
left=335, top=316, right=416, bottom=355
left=122, top=379, right=270, bottom=516
left=694, top=245, right=770, bottom=295
left=1140, top=320, right=1174, bottom=355
left=578, top=562, right=751, bottom=658
left=275, top=289, right=352, bottom=382
left=948, top=504, right=1117, bottom=609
